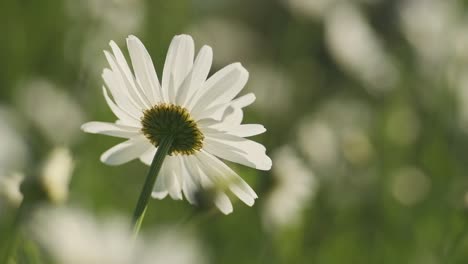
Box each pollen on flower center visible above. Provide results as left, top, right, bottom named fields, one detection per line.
left=141, top=104, right=204, bottom=155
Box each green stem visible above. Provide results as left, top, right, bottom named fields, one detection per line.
left=132, top=136, right=173, bottom=236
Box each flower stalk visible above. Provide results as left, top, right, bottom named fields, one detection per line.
left=132, top=136, right=173, bottom=236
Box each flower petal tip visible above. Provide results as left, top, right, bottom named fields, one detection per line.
left=218, top=207, right=233, bottom=215
left=127, top=34, right=138, bottom=40
left=99, top=155, right=116, bottom=166
left=80, top=122, right=92, bottom=133
left=257, top=157, right=273, bottom=171
left=151, top=191, right=168, bottom=200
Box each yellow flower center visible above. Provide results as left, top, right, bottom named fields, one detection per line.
left=141, top=104, right=204, bottom=155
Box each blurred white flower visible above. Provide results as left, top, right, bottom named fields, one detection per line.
left=263, top=146, right=317, bottom=230
left=341, top=128, right=373, bottom=166
left=325, top=3, right=399, bottom=93
left=32, top=207, right=208, bottom=264
left=298, top=120, right=338, bottom=169
left=283, top=0, right=381, bottom=20
left=0, top=172, right=24, bottom=207
left=391, top=167, right=431, bottom=206
left=139, top=230, right=208, bottom=264
left=0, top=106, right=28, bottom=173
left=66, top=0, right=143, bottom=33
left=398, top=0, right=458, bottom=67
left=298, top=97, right=374, bottom=171
left=283, top=0, right=336, bottom=20
left=398, top=0, right=468, bottom=130
left=17, top=78, right=85, bottom=145
left=188, top=18, right=260, bottom=66
left=81, top=35, right=272, bottom=214
left=247, top=65, right=293, bottom=116
left=40, top=147, right=74, bottom=204
left=65, top=0, right=144, bottom=77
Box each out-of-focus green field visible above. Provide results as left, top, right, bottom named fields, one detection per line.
left=1, top=0, right=468, bottom=263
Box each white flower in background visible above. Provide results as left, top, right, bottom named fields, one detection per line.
left=283, top=0, right=381, bottom=20
left=297, top=99, right=377, bottom=210
left=398, top=0, right=468, bottom=132
left=263, top=146, right=317, bottom=230
left=0, top=147, right=74, bottom=208
left=283, top=0, right=336, bottom=19
left=65, top=0, right=144, bottom=78
left=32, top=207, right=207, bottom=264
left=66, top=0, right=143, bottom=34
left=247, top=65, right=292, bottom=116
left=140, top=229, right=207, bottom=264
left=0, top=172, right=24, bottom=207
left=40, top=147, right=74, bottom=204
left=0, top=106, right=28, bottom=173
left=398, top=0, right=458, bottom=67
left=188, top=19, right=259, bottom=66
left=298, top=120, right=338, bottom=169
left=82, top=34, right=272, bottom=214
left=325, top=3, right=399, bottom=93
left=298, top=97, right=374, bottom=171
left=17, top=78, right=85, bottom=145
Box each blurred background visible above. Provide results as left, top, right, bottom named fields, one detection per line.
left=1, top=0, right=468, bottom=263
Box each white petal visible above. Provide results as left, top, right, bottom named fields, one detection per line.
left=176, top=45, right=213, bottom=107
left=180, top=157, right=199, bottom=205
left=102, top=86, right=140, bottom=126
left=162, top=156, right=183, bottom=200
left=185, top=156, right=217, bottom=194
left=194, top=93, right=256, bottom=121
left=151, top=156, right=186, bottom=200
left=152, top=171, right=168, bottom=199
left=102, top=68, right=141, bottom=117
left=81, top=121, right=140, bottom=138
left=110, top=41, right=153, bottom=108
left=104, top=49, right=150, bottom=110
left=161, top=35, right=195, bottom=103
left=197, top=165, right=214, bottom=189
left=196, top=150, right=257, bottom=206
left=227, top=124, right=266, bottom=137
left=231, top=93, right=256, bottom=109
left=204, top=132, right=272, bottom=170
left=214, top=192, right=233, bottom=215
left=222, top=107, right=243, bottom=126
left=100, top=136, right=151, bottom=165
left=193, top=103, right=229, bottom=121
left=126, top=35, right=162, bottom=104
left=184, top=156, right=205, bottom=188
left=139, top=147, right=157, bottom=165
left=187, top=156, right=237, bottom=213
left=152, top=156, right=175, bottom=199
left=190, top=63, right=248, bottom=118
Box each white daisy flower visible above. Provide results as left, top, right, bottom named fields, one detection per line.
left=40, top=147, right=74, bottom=204
left=82, top=34, right=272, bottom=214
left=0, top=172, right=24, bottom=207
left=263, top=146, right=317, bottom=231
left=32, top=207, right=208, bottom=264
